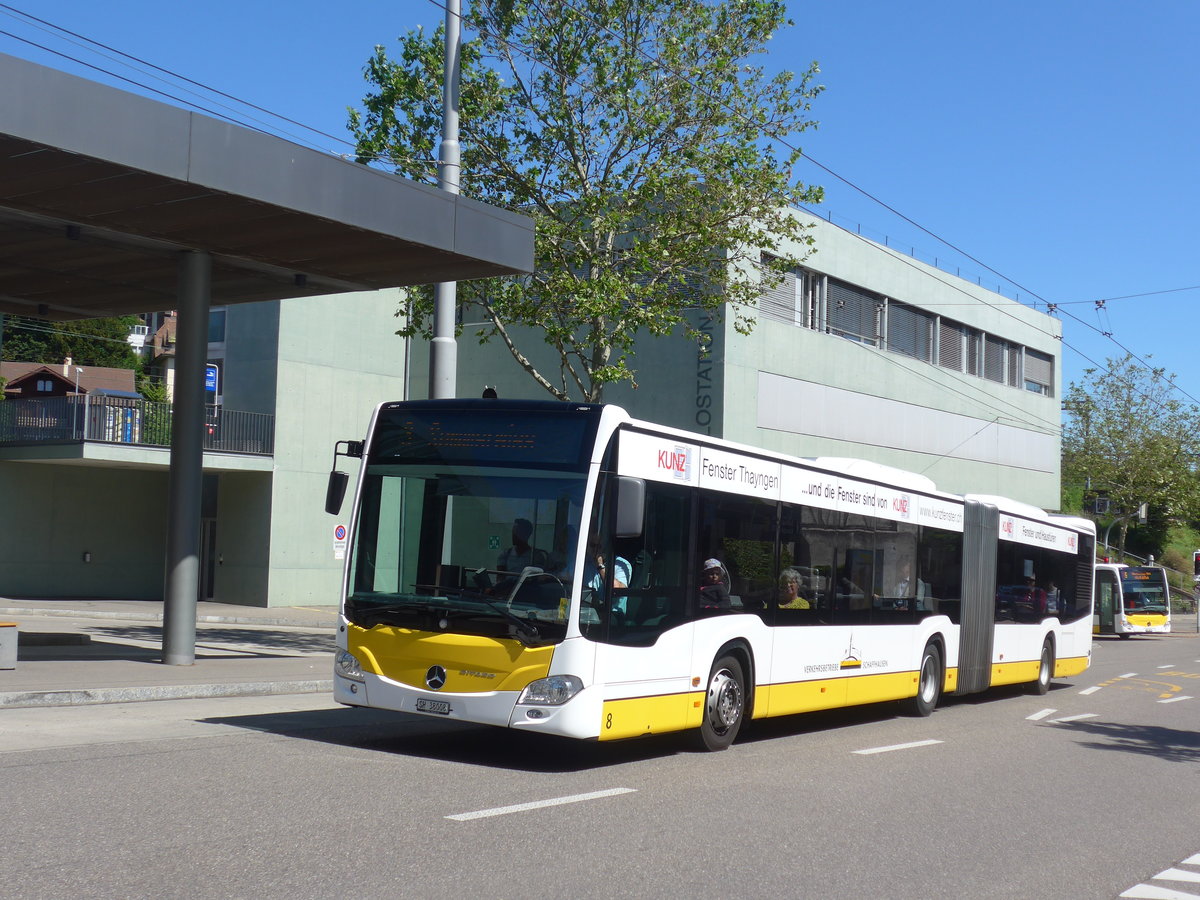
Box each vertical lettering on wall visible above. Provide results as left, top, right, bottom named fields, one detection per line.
left=695, top=313, right=717, bottom=435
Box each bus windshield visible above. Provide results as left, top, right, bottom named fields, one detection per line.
left=344, top=403, right=601, bottom=644
left=1120, top=567, right=1168, bottom=613
left=347, top=464, right=586, bottom=644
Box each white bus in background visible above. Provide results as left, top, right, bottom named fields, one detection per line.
left=327, top=400, right=1096, bottom=750
left=1094, top=563, right=1171, bottom=637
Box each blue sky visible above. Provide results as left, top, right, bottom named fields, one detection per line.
left=2, top=0, right=1196, bottom=399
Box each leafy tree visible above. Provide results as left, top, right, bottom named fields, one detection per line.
left=350, top=0, right=823, bottom=401
left=1, top=315, right=140, bottom=369
left=1063, top=354, right=1200, bottom=556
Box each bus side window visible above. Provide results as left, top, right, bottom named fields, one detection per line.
left=606, top=481, right=690, bottom=646
left=696, top=489, right=775, bottom=620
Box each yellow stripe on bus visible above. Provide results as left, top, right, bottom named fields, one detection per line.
left=990, top=659, right=1041, bottom=687
left=348, top=624, right=553, bottom=693
left=599, top=692, right=703, bottom=741
left=1126, top=614, right=1167, bottom=628
left=992, top=654, right=1090, bottom=686
left=597, top=657, right=1080, bottom=741
left=765, top=669, right=931, bottom=717
left=1053, top=655, right=1090, bottom=678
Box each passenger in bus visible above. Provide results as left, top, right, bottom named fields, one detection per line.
left=584, top=535, right=631, bottom=611
left=778, top=567, right=812, bottom=609
left=894, top=561, right=913, bottom=599
left=496, top=517, right=553, bottom=573
left=1025, top=576, right=1048, bottom=614
left=891, top=560, right=914, bottom=610
left=1045, top=580, right=1061, bottom=614
left=699, top=559, right=732, bottom=609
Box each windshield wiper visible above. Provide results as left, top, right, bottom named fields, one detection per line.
left=459, top=587, right=542, bottom=646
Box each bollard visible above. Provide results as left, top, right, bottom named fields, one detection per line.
left=0, top=622, right=16, bottom=669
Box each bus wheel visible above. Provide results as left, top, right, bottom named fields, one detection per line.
left=904, top=642, right=942, bottom=717
left=1118, top=633, right=1131, bottom=640
left=1031, top=639, right=1054, bottom=695
left=696, top=655, right=745, bottom=751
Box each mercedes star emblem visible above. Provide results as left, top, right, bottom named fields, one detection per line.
left=425, top=665, right=447, bottom=690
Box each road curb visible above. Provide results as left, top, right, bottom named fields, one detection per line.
left=0, top=679, right=334, bottom=709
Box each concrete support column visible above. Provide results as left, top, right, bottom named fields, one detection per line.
left=162, top=251, right=211, bottom=665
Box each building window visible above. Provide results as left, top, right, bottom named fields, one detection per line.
left=827, top=278, right=880, bottom=346
left=886, top=302, right=934, bottom=362
left=1024, top=348, right=1053, bottom=396
left=755, top=266, right=1055, bottom=400
left=207, top=308, right=227, bottom=344
left=937, top=320, right=964, bottom=372
left=799, top=270, right=821, bottom=330
left=758, top=256, right=799, bottom=325
left=983, top=335, right=1008, bottom=383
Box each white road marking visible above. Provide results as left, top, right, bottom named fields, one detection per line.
left=1159, top=695, right=1194, bottom=704
left=1120, top=672, right=1139, bottom=678
left=1119, top=850, right=1200, bottom=898
left=1120, top=885, right=1200, bottom=899
left=1155, top=869, right=1200, bottom=884
left=1158, top=664, right=1176, bottom=669
left=852, top=739, right=943, bottom=755
left=1048, top=713, right=1099, bottom=724
left=446, top=787, right=636, bottom=821
left=1026, top=708, right=1056, bottom=720
left=1079, top=686, right=1102, bottom=695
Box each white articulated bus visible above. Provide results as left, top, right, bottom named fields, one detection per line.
left=327, top=400, right=1095, bottom=750
left=1093, top=563, right=1171, bottom=637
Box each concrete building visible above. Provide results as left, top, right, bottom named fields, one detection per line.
left=0, top=289, right=409, bottom=607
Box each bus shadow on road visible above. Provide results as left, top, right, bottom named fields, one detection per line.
left=740, top=703, right=901, bottom=745
left=201, top=705, right=693, bottom=772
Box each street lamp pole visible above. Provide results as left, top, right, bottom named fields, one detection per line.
left=429, top=0, right=461, bottom=400
left=1102, top=503, right=1148, bottom=556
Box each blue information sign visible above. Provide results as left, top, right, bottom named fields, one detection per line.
left=205, top=364, right=219, bottom=394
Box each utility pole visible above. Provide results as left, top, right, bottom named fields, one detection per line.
left=429, top=0, right=462, bottom=400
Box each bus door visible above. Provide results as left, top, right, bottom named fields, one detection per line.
left=1094, top=569, right=1117, bottom=633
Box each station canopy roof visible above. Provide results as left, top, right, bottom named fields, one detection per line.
left=0, top=53, right=533, bottom=322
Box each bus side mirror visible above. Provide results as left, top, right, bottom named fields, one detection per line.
left=614, top=476, right=645, bottom=538
left=325, top=470, right=349, bottom=516
left=324, top=439, right=363, bottom=515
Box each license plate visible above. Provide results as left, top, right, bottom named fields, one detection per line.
left=415, top=698, right=451, bottom=715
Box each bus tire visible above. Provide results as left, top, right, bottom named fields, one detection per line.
left=904, top=642, right=942, bottom=717
left=1031, top=639, right=1054, bottom=695
left=696, top=655, right=745, bottom=751
left=1118, top=632, right=1131, bottom=640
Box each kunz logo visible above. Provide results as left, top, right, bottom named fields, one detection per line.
left=657, top=445, right=691, bottom=480
left=425, top=665, right=447, bottom=690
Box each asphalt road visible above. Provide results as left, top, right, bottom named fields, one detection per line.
left=2, top=635, right=1198, bottom=900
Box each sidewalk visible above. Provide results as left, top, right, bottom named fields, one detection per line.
left=0, top=597, right=339, bottom=709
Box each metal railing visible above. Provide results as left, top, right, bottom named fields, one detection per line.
left=0, top=395, right=274, bottom=455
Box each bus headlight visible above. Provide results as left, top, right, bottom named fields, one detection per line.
left=335, top=649, right=365, bottom=681
left=518, top=675, right=584, bottom=706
